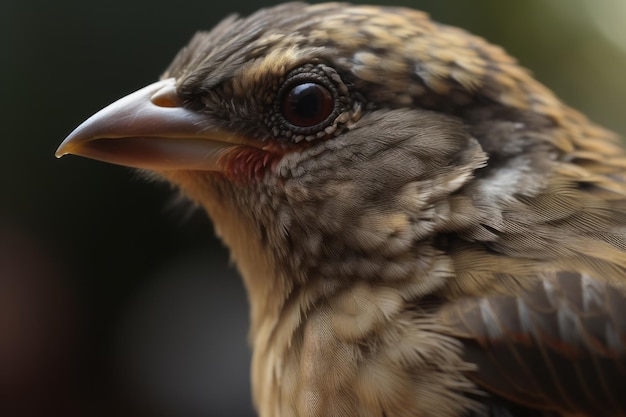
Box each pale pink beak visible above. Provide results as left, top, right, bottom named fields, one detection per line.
left=56, top=78, right=254, bottom=171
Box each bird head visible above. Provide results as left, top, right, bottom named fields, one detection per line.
left=56, top=2, right=613, bottom=328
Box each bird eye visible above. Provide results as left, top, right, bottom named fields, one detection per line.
left=281, top=82, right=334, bottom=128
left=268, top=64, right=356, bottom=142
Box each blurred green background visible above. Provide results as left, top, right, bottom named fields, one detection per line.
left=2, top=0, right=625, bottom=416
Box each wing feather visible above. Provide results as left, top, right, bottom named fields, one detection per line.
left=438, top=271, right=626, bottom=416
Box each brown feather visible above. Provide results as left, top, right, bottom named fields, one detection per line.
left=60, top=2, right=626, bottom=417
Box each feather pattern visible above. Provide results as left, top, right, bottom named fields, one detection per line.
left=59, top=3, right=626, bottom=416
left=438, top=272, right=626, bottom=416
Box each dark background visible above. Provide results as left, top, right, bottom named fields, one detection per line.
left=2, top=0, right=626, bottom=416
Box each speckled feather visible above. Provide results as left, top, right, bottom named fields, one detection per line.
left=152, top=3, right=626, bottom=417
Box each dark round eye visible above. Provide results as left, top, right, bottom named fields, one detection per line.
left=281, top=82, right=334, bottom=128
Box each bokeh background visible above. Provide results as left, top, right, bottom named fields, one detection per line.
left=2, top=0, right=626, bottom=416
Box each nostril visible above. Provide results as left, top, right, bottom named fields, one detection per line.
left=151, top=82, right=183, bottom=108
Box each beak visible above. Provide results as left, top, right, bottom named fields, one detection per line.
left=55, top=78, right=252, bottom=171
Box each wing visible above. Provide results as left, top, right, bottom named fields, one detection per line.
left=437, top=271, right=626, bottom=417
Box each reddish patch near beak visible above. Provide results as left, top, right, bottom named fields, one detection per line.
left=219, top=145, right=287, bottom=181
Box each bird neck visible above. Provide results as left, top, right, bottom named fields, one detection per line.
left=171, top=173, right=293, bottom=336
left=157, top=172, right=288, bottom=340
left=210, top=210, right=291, bottom=337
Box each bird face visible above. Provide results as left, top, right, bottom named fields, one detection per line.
left=57, top=3, right=626, bottom=417
left=57, top=3, right=495, bottom=294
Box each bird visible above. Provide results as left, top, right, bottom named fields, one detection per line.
left=56, top=2, right=626, bottom=417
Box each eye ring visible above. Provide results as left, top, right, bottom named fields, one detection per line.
left=280, top=82, right=335, bottom=128
left=267, top=64, right=356, bottom=142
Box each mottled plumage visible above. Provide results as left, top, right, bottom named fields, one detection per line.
left=57, top=3, right=626, bottom=417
